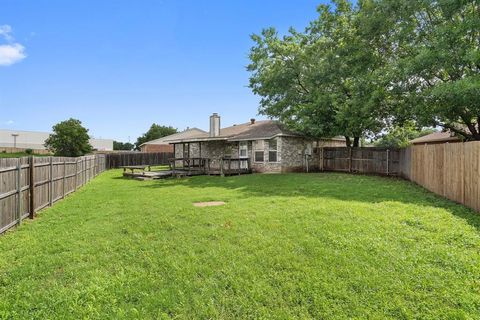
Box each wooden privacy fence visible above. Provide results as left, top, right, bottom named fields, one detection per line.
left=0, top=154, right=106, bottom=234
left=319, top=147, right=401, bottom=175
left=106, top=152, right=174, bottom=169
left=400, top=141, right=480, bottom=213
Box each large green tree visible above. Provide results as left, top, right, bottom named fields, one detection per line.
left=45, top=118, right=93, bottom=157
left=248, top=0, right=389, bottom=147
left=362, top=0, right=480, bottom=140
left=135, top=124, right=177, bottom=150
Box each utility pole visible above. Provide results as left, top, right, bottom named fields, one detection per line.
left=11, top=133, right=19, bottom=149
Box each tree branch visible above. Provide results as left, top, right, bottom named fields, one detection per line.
left=442, top=123, right=471, bottom=140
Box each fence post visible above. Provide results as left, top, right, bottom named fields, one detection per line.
left=386, top=149, right=390, bottom=175
left=16, top=159, right=22, bottom=225
left=29, top=156, right=35, bottom=219
left=349, top=147, right=353, bottom=173
left=83, top=157, right=86, bottom=186
left=49, top=156, right=53, bottom=206
left=320, top=147, right=324, bottom=172
left=62, top=160, right=66, bottom=199
left=74, top=159, right=78, bottom=191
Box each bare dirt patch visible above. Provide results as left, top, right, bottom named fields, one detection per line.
left=193, top=201, right=226, bottom=207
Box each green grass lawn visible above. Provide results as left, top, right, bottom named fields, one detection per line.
left=0, top=171, right=479, bottom=319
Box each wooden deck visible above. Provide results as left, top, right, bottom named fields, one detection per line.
left=122, top=157, right=252, bottom=180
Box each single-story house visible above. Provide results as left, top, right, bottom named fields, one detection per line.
left=410, top=131, right=461, bottom=145
left=0, top=129, right=114, bottom=153
left=139, top=128, right=207, bottom=153
left=167, top=113, right=345, bottom=173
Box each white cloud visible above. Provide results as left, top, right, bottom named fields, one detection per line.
left=5, top=120, right=14, bottom=125
left=0, top=25, right=13, bottom=41
left=0, top=43, right=26, bottom=66
left=0, top=25, right=26, bottom=66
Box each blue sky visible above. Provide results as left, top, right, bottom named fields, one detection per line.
left=1, top=0, right=326, bottom=142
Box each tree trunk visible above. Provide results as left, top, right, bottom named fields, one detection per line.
left=345, top=136, right=351, bottom=147
left=353, top=137, right=360, bottom=148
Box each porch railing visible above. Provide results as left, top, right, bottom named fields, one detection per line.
left=168, top=157, right=251, bottom=175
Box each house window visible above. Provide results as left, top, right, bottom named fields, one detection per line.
left=254, top=140, right=264, bottom=162
left=268, top=139, right=278, bottom=162
left=183, top=143, right=189, bottom=158
left=224, top=144, right=233, bottom=158
left=239, top=141, right=248, bottom=158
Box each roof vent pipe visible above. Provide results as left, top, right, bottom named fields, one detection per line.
left=209, top=113, right=221, bottom=137
left=250, top=118, right=256, bottom=125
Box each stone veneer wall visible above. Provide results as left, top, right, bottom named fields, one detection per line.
left=250, top=136, right=312, bottom=173
left=173, top=137, right=317, bottom=173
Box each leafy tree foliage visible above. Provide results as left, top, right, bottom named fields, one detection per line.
left=248, top=0, right=389, bottom=147
left=374, top=121, right=436, bottom=148
left=135, top=124, right=177, bottom=150
left=365, top=0, right=480, bottom=140
left=113, top=141, right=134, bottom=151
left=45, top=118, right=93, bottom=157
left=248, top=0, right=479, bottom=144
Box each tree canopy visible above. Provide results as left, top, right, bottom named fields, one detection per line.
left=45, top=118, right=93, bottom=157
left=248, top=0, right=479, bottom=145
left=135, top=124, right=177, bottom=150
left=374, top=121, right=436, bottom=148
left=113, top=141, right=134, bottom=151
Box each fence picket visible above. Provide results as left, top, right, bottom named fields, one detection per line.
left=0, top=154, right=107, bottom=235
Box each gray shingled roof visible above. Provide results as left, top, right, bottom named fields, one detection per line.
left=166, top=120, right=300, bottom=143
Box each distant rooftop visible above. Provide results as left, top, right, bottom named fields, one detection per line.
left=410, top=131, right=460, bottom=144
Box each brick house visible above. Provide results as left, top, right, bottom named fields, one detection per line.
left=167, top=113, right=345, bottom=173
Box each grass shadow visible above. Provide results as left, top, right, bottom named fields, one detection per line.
left=138, top=172, right=480, bottom=231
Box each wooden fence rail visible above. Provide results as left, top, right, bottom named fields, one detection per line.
left=318, top=147, right=401, bottom=175
left=0, top=154, right=106, bottom=234
left=2, top=144, right=480, bottom=235
left=400, top=141, right=480, bottom=213
left=105, top=152, right=174, bottom=169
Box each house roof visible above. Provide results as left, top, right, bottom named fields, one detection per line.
left=410, top=131, right=460, bottom=144
left=140, top=128, right=206, bottom=147
left=165, top=120, right=301, bottom=143
left=166, top=120, right=346, bottom=143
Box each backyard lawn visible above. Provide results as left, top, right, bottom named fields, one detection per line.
left=0, top=171, right=479, bottom=319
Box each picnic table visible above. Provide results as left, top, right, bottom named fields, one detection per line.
left=119, top=165, right=151, bottom=174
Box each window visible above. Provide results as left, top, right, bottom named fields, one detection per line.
left=255, top=151, right=264, bottom=162
left=183, top=143, right=189, bottom=158
left=268, top=139, right=278, bottom=162
left=239, top=141, right=248, bottom=158
left=254, top=140, right=264, bottom=162
left=224, top=144, right=233, bottom=158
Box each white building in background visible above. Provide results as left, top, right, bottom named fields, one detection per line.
left=0, top=129, right=114, bottom=151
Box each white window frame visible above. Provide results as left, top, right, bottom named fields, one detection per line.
left=239, top=141, right=248, bottom=158
left=268, top=138, right=278, bottom=163
left=254, top=140, right=265, bottom=163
